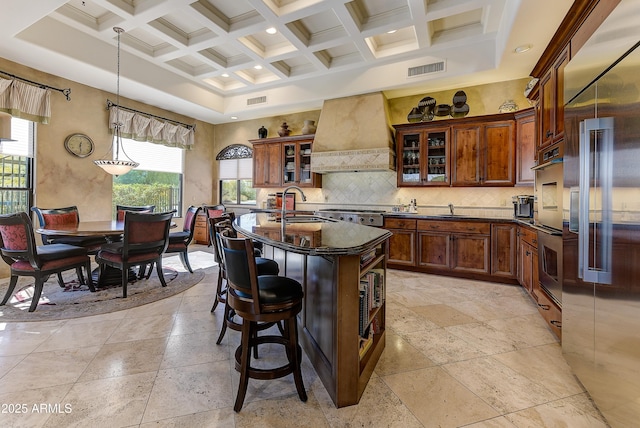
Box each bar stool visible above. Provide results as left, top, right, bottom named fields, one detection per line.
left=220, top=230, right=307, bottom=412
left=212, top=219, right=279, bottom=348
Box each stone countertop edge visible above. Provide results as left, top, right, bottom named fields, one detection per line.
left=383, top=213, right=519, bottom=223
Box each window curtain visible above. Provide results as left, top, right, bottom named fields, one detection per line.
left=109, top=107, right=194, bottom=149
left=0, top=78, right=51, bottom=124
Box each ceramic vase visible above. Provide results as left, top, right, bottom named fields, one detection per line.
left=278, top=122, right=291, bottom=137
left=302, top=120, right=316, bottom=134
left=258, top=126, right=267, bottom=138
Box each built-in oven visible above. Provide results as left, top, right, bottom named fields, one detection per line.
left=537, top=229, right=563, bottom=306
left=533, top=146, right=563, bottom=232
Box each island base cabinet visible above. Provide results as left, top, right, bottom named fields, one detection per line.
left=264, top=242, right=387, bottom=408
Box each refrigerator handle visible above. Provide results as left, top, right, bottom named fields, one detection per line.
left=569, top=186, right=579, bottom=234
left=579, top=117, right=613, bottom=285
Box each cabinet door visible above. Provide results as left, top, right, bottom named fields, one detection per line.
left=424, top=128, right=449, bottom=185
left=253, top=143, right=282, bottom=187
left=387, top=229, right=416, bottom=266
left=515, top=109, right=536, bottom=185
left=397, top=131, right=424, bottom=186
left=483, top=120, right=515, bottom=186
left=417, top=231, right=450, bottom=269
left=450, top=234, right=490, bottom=274
left=451, top=125, right=481, bottom=186
left=539, top=46, right=569, bottom=150
left=491, top=223, right=517, bottom=279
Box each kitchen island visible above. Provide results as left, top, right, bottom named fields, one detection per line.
left=234, top=212, right=392, bottom=407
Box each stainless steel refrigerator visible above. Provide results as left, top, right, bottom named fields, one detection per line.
left=563, top=1, right=640, bottom=426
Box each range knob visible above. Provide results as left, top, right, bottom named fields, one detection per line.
left=339, top=216, right=345, bottom=221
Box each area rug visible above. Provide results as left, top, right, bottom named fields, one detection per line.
left=0, top=251, right=215, bottom=322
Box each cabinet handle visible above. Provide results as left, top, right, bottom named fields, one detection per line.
left=532, top=239, right=537, bottom=244
left=538, top=303, right=550, bottom=310
left=550, top=320, right=562, bottom=328
left=525, top=250, right=530, bottom=256
left=546, top=130, right=553, bottom=138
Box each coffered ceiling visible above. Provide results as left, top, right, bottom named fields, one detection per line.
left=0, top=0, right=571, bottom=124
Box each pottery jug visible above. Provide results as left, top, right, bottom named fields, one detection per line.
left=278, top=122, right=291, bottom=137
left=302, top=120, right=316, bottom=134
left=258, top=126, right=267, bottom=138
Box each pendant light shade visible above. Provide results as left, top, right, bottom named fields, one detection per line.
left=0, top=112, right=16, bottom=141
left=94, top=27, right=138, bottom=176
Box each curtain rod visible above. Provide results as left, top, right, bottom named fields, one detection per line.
left=107, top=100, right=196, bottom=131
left=0, top=69, right=71, bottom=101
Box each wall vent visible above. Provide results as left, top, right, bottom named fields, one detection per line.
left=407, top=61, right=445, bottom=77
left=246, top=95, right=267, bottom=106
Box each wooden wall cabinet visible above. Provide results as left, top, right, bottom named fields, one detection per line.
left=384, top=217, right=417, bottom=266
left=515, top=108, right=536, bottom=185
left=538, top=45, right=569, bottom=151
left=251, top=134, right=322, bottom=188
left=394, top=112, right=516, bottom=188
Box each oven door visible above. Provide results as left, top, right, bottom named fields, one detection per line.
left=537, top=230, right=563, bottom=306
left=535, top=162, right=563, bottom=231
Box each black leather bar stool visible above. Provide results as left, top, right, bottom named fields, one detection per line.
left=220, top=230, right=307, bottom=412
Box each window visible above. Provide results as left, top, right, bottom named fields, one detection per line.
left=0, top=117, right=34, bottom=214
left=217, top=145, right=255, bottom=206
left=112, top=138, right=183, bottom=217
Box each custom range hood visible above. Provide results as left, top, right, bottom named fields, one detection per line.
left=310, top=92, right=395, bottom=173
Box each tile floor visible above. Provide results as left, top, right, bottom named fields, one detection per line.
left=0, top=245, right=609, bottom=427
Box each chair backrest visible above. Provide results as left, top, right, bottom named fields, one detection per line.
left=31, top=206, right=80, bottom=228
left=220, top=229, right=262, bottom=313
left=203, top=204, right=226, bottom=220
left=209, top=215, right=234, bottom=266
left=182, top=205, right=201, bottom=234
left=116, top=205, right=155, bottom=222
left=121, top=211, right=174, bottom=259
left=0, top=211, right=40, bottom=268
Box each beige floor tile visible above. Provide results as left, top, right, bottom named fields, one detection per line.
left=403, top=328, right=487, bottom=364
left=0, top=346, right=100, bottom=394
left=0, top=353, right=24, bottom=378
left=385, top=301, right=440, bottom=333
left=382, top=366, right=500, bottom=427
left=463, top=416, right=518, bottom=427
left=42, top=371, right=157, bottom=428
left=234, top=392, right=328, bottom=428
left=106, top=314, right=176, bottom=343
left=78, top=337, right=169, bottom=382
left=505, top=394, right=609, bottom=428
left=177, top=294, right=217, bottom=313
left=374, top=332, right=435, bottom=376
left=445, top=322, right=528, bottom=355
left=316, top=373, right=424, bottom=428
left=386, top=288, right=445, bottom=307
left=125, top=295, right=183, bottom=319
left=493, top=343, right=585, bottom=398
left=170, top=310, right=221, bottom=336
left=139, top=408, right=235, bottom=427
left=34, top=319, right=122, bottom=352
left=411, top=303, right=480, bottom=327
left=0, top=384, right=74, bottom=428
left=0, top=323, right=62, bottom=356
left=443, top=357, right=557, bottom=413
left=161, top=331, right=230, bottom=369
left=63, top=309, right=130, bottom=325
left=142, top=361, right=234, bottom=423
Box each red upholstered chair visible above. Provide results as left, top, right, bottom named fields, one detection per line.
left=94, top=211, right=174, bottom=298
left=0, top=212, right=94, bottom=312
left=203, top=204, right=226, bottom=221
left=220, top=230, right=306, bottom=412
left=115, top=205, right=155, bottom=222
left=165, top=205, right=201, bottom=273
left=31, top=206, right=107, bottom=253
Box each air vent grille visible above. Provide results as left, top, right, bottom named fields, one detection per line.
left=247, top=96, right=267, bottom=106
left=407, top=61, right=445, bottom=77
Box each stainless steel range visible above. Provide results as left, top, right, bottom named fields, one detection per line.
left=314, top=209, right=384, bottom=227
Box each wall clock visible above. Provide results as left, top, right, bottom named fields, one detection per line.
left=64, top=133, right=94, bottom=158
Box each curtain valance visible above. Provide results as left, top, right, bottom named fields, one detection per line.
left=0, top=78, right=51, bottom=124
left=108, top=102, right=195, bottom=149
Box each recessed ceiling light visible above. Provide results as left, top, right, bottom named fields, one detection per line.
left=266, top=27, right=277, bottom=35
left=387, top=30, right=397, bottom=34
left=231, top=116, right=238, bottom=120
left=254, top=65, right=262, bottom=70
left=221, top=73, right=229, bottom=78
left=514, top=44, right=532, bottom=54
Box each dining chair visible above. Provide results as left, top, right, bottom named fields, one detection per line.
left=165, top=205, right=200, bottom=273
left=203, top=204, right=226, bottom=221
left=94, top=211, right=174, bottom=298
left=0, top=212, right=95, bottom=312
left=115, top=204, right=155, bottom=222
left=220, top=229, right=307, bottom=412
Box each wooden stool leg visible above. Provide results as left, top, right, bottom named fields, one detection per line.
left=287, top=317, right=307, bottom=402
left=234, top=319, right=253, bottom=412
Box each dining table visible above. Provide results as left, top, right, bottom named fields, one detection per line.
left=36, top=220, right=178, bottom=286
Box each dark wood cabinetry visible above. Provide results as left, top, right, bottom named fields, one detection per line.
left=395, top=112, right=516, bottom=187
left=515, top=108, right=536, bottom=185
left=250, top=134, right=321, bottom=188
left=517, top=225, right=539, bottom=299
left=193, top=211, right=209, bottom=245
left=491, top=223, right=517, bottom=279
left=384, top=217, right=417, bottom=266
left=538, top=46, right=569, bottom=151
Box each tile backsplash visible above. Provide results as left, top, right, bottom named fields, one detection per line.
left=258, top=171, right=533, bottom=218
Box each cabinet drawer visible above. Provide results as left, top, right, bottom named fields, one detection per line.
left=519, top=225, right=538, bottom=248
left=417, top=220, right=490, bottom=234
left=536, top=288, right=561, bottom=339
left=384, top=218, right=417, bottom=229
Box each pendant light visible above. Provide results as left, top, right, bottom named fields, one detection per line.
left=94, top=27, right=138, bottom=176
left=0, top=112, right=16, bottom=141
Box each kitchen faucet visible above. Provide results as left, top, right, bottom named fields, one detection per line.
left=448, top=203, right=454, bottom=215
left=281, top=185, right=307, bottom=219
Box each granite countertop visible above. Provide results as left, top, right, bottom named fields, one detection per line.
left=234, top=212, right=392, bottom=256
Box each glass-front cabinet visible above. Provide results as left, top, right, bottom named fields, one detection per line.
left=283, top=139, right=313, bottom=186
left=396, top=126, right=450, bottom=186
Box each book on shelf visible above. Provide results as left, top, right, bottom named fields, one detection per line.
left=360, top=249, right=377, bottom=266
left=359, top=269, right=385, bottom=337
left=359, top=334, right=374, bottom=359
